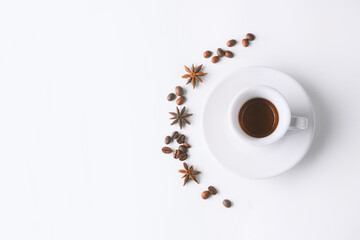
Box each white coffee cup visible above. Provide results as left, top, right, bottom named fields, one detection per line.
left=229, top=85, right=308, bottom=146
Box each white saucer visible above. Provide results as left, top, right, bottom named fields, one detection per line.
left=202, top=67, right=315, bottom=179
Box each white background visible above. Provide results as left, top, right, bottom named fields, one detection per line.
left=0, top=0, right=359, bottom=239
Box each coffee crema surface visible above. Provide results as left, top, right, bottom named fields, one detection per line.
left=238, top=98, right=279, bottom=138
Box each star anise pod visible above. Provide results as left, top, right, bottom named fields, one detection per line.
left=169, top=106, right=193, bottom=129
left=179, top=162, right=201, bottom=186
left=182, top=64, right=207, bottom=89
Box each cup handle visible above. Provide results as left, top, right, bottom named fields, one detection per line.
left=289, top=116, right=308, bottom=130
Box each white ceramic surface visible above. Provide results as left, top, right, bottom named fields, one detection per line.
left=203, top=67, right=315, bottom=179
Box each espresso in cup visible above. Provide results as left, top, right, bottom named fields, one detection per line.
left=229, top=85, right=308, bottom=146
left=238, top=98, right=279, bottom=138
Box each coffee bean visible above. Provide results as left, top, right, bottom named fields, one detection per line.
left=227, top=39, right=237, bottom=47
left=173, top=150, right=180, bottom=159
left=222, top=199, right=232, bottom=208
left=179, top=153, right=188, bottom=161
left=211, top=56, right=220, bottom=63
left=246, top=33, right=255, bottom=41
left=165, top=136, right=172, bottom=144
left=171, top=131, right=179, bottom=140
left=177, top=134, right=185, bottom=144
left=183, top=142, right=191, bottom=148
left=225, top=51, right=233, bottom=58
left=178, top=145, right=187, bottom=153
left=162, top=147, right=172, bottom=154
left=217, top=48, right=225, bottom=57
left=167, top=93, right=176, bottom=101
left=242, top=38, right=249, bottom=47
left=208, top=186, right=217, bottom=195
left=175, top=86, right=184, bottom=96
left=203, top=50, right=212, bottom=58
left=201, top=191, right=211, bottom=199
left=176, top=96, right=186, bottom=105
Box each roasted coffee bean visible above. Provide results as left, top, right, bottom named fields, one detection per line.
left=242, top=38, right=249, bottom=47
left=217, top=48, right=225, bottom=57
left=183, top=142, right=191, bottom=148
left=165, top=136, right=172, bottom=144
left=177, top=134, right=185, bottom=144
left=225, top=51, right=233, bottom=58
left=162, top=147, right=172, bottom=154
left=212, top=56, right=220, bottom=63
left=167, top=93, right=176, bottom=101
left=171, top=131, right=179, bottom=140
left=222, top=199, right=232, bottom=208
left=227, top=39, right=237, bottom=47
left=175, top=86, right=184, bottom=96
left=176, top=96, right=186, bottom=105
left=179, top=153, right=188, bottom=161
left=203, top=50, right=212, bottom=58
left=173, top=150, right=181, bottom=159
left=246, top=33, right=255, bottom=41
left=178, top=145, right=187, bottom=153
left=208, top=186, right=217, bottom=195
left=201, top=191, right=211, bottom=199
